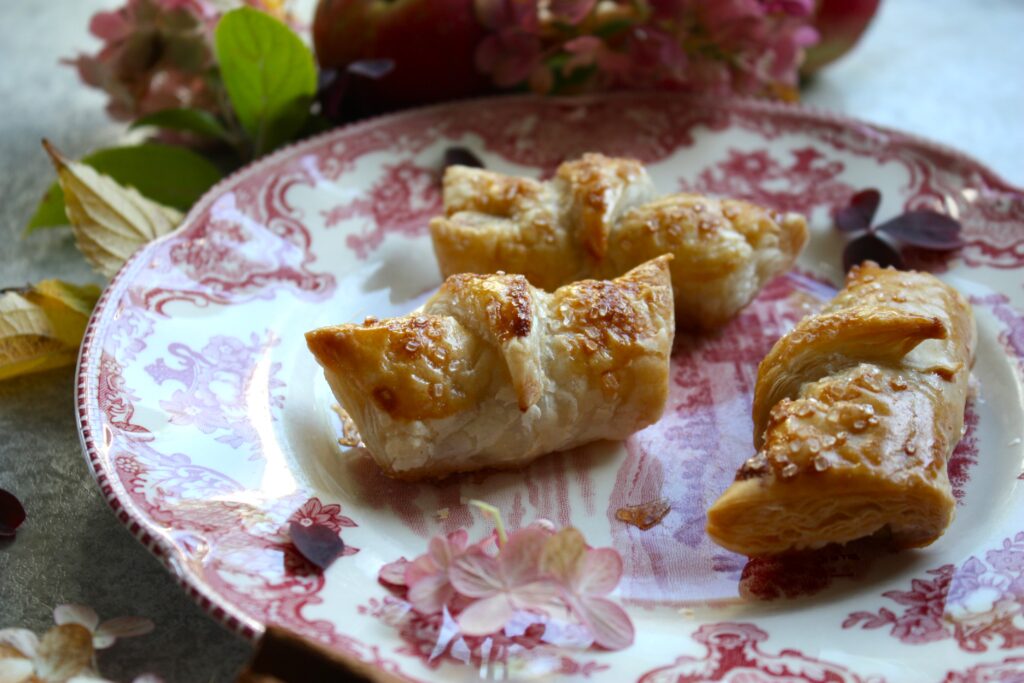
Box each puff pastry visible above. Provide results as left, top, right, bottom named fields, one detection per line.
left=306, top=256, right=674, bottom=479
left=706, top=262, right=976, bottom=556
left=429, top=153, right=808, bottom=330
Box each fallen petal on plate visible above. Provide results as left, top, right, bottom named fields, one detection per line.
left=843, top=232, right=904, bottom=271
left=53, top=605, right=100, bottom=632
left=834, top=188, right=881, bottom=233
left=0, top=489, right=26, bottom=537
left=288, top=521, right=346, bottom=571
left=875, top=210, right=964, bottom=249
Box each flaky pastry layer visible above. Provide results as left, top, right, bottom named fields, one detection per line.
left=707, top=262, right=976, bottom=556
left=430, top=153, right=808, bottom=330
left=306, top=256, right=674, bottom=479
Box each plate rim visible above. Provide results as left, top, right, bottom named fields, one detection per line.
left=74, top=90, right=1024, bottom=647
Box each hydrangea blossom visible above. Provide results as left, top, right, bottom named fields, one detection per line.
left=377, top=505, right=634, bottom=657
left=65, top=0, right=291, bottom=121
left=473, top=0, right=819, bottom=98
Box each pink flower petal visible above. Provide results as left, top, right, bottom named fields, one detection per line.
left=573, top=596, right=634, bottom=650
left=451, top=550, right=503, bottom=598
left=550, top=0, right=596, bottom=25
left=54, top=605, right=100, bottom=633
left=405, top=553, right=440, bottom=587
left=456, top=594, right=516, bottom=636
left=88, top=10, right=130, bottom=41
left=501, top=527, right=548, bottom=585
left=0, top=629, right=39, bottom=658
left=378, top=557, right=409, bottom=586
left=509, top=579, right=562, bottom=613
left=576, top=548, right=623, bottom=596
left=428, top=531, right=464, bottom=568
left=408, top=572, right=454, bottom=615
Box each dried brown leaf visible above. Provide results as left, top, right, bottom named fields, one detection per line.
left=43, top=140, right=182, bottom=277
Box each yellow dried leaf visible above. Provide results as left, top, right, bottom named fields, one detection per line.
left=0, top=280, right=100, bottom=381
left=43, top=140, right=182, bottom=278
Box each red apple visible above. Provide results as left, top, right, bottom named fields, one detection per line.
left=312, top=0, right=490, bottom=108
left=801, top=0, right=880, bottom=75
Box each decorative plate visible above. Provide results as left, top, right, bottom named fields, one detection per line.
left=77, top=93, right=1024, bottom=682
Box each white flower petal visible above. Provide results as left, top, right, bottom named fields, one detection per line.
left=94, top=617, right=154, bottom=644
left=91, top=635, right=116, bottom=651
left=0, top=659, right=33, bottom=683
left=0, top=658, right=34, bottom=683
left=0, top=630, right=38, bottom=658
left=54, top=605, right=99, bottom=633
left=428, top=607, right=461, bottom=662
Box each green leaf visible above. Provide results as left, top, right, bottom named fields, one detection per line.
left=24, top=144, right=221, bottom=235
left=25, top=184, right=69, bottom=232
left=593, top=18, right=633, bottom=38
left=44, top=140, right=183, bottom=278
left=215, top=6, right=317, bottom=156
left=131, top=107, right=231, bottom=141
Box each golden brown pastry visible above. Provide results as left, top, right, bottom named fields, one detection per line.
left=429, top=153, right=808, bottom=330
left=306, top=256, right=674, bottom=479
left=706, top=262, right=976, bottom=556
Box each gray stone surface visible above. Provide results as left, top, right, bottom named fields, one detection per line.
left=0, top=1, right=1021, bottom=682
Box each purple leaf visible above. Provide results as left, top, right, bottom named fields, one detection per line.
left=835, top=188, right=881, bottom=233
left=289, top=521, right=345, bottom=571
left=347, top=59, right=395, bottom=80
left=874, top=210, right=963, bottom=250
left=0, top=488, right=25, bottom=537
left=443, top=147, right=484, bottom=171
left=843, top=233, right=904, bottom=272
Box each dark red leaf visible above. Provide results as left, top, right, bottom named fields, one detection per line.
left=289, top=522, right=345, bottom=571
left=843, top=233, right=904, bottom=272
left=874, top=210, right=963, bottom=250
left=443, top=147, right=484, bottom=171
left=835, top=188, right=881, bottom=233
left=347, top=59, right=395, bottom=80
left=316, top=61, right=396, bottom=124
left=0, top=489, right=26, bottom=537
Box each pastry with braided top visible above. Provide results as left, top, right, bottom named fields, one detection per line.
left=429, top=153, right=808, bottom=330
left=306, top=255, right=674, bottom=480
left=706, top=262, right=976, bottom=556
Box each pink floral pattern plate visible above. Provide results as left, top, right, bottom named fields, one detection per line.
left=76, top=93, right=1024, bottom=682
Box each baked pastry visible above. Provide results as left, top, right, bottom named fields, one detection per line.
left=706, top=262, right=976, bottom=556
left=429, top=153, right=808, bottom=330
left=306, top=256, right=674, bottom=479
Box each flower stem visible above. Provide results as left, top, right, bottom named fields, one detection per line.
left=468, top=500, right=507, bottom=547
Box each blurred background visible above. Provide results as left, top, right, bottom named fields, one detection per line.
left=1, top=0, right=1021, bottom=680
